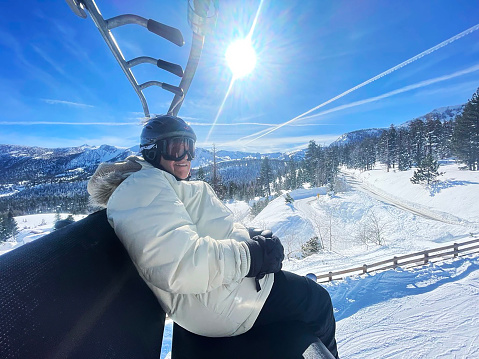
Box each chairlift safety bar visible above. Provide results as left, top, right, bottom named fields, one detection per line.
left=65, top=0, right=217, bottom=118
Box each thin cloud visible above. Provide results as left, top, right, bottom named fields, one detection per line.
left=0, top=30, right=59, bottom=87
left=0, top=121, right=137, bottom=126
left=31, top=45, right=66, bottom=76
left=42, top=99, right=95, bottom=108
left=189, top=121, right=327, bottom=127
left=210, top=134, right=340, bottom=153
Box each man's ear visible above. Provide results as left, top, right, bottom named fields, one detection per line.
left=145, top=150, right=156, bottom=161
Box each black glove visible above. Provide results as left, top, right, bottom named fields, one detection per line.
left=248, top=227, right=273, bottom=239
left=245, top=235, right=284, bottom=291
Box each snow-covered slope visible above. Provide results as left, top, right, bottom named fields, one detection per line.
left=332, top=128, right=385, bottom=146
left=2, top=161, right=478, bottom=358
left=332, top=255, right=479, bottom=358
left=158, top=254, right=479, bottom=359
left=246, top=162, right=479, bottom=275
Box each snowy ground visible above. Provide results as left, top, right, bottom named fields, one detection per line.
left=0, top=213, right=86, bottom=256
left=248, top=163, right=479, bottom=276
left=2, top=162, right=479, bottom=358
left=332, top=255, right=479, bottom=358
left=159, top=255, right=479, bottom=359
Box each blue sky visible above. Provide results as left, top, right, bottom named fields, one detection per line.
left=1, top=0, right=478, bottom=153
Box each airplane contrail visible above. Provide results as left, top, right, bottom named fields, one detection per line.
left=284, top=63, right=479, bottom=124
left=243, top=22, right=479, bottom=145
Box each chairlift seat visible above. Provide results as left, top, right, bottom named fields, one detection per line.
left=0, top=210, right=333, bottom=358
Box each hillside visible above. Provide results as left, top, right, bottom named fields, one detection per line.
left=247, top=162, right=479, bottom=276
left=2, top=160, right=478, bottom=358
left=0, top=144, right=289, bottom=214
left=167, top=161, right=478, bottom=358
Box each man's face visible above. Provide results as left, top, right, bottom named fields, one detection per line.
left=159, top=156, right=191, bottom=179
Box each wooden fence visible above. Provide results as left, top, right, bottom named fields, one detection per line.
left=315, top=237, right=479, bottom=283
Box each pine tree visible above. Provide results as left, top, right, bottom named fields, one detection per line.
left=196, top=166, right=206, bottom=181
left=296, top=166, right=307, bottom=188
left=211, top=144, right=222, bottom=193
left=397, top=127, right=412, bottom=171
left=285, top=157, right=298, bottom=189
left=0, top=215, right=7, bottom=242
left=250, top=198, right=269, bottom=217
left=4, top=209, right=19, bottom=241
left=425, top=115, right=443, bottom=159
left=452, top=88, right=479, bottom=170
left=386, top=124, right=398, bottom=171
left=441, top=119, right=454, bottom=159
left=284, top=193, right=294, bottom=204
left=259, top=157, right=273, bottom=197
left=410, top=153, right=442, bottom=185
left=409, top=119, right=427, bottom=167
left=301, top=236, right=322, bottom=257
left=323, top=146, right=339, bottom=186
left=304, top=140, right=319, bottom=185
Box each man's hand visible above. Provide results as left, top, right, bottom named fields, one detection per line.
left=245, top=235, right=284, bottom=278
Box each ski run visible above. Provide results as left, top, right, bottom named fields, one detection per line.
left=2, top=161, right=478, bottom=358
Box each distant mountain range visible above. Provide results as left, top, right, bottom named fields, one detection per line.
left=0, top=104, right=465, bottom=214
left=0, top=143, right=288, bottom=184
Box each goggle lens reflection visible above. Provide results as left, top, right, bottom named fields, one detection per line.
left=164, top=137, right=195, bottom=160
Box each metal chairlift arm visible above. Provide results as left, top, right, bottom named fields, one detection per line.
left=65, top=0, right=217, bottom=118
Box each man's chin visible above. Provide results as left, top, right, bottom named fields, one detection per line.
left=174, top=170, right=189, bottom=179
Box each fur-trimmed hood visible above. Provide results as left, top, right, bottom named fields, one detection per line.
left=87, top=156, right=143, bottom=208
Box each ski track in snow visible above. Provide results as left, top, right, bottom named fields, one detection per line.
left=343, top=172, right=479, bottom=229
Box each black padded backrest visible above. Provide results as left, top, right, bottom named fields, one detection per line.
left=0, top=210, right=165, bottom=359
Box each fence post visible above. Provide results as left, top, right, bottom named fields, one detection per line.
left=454, top=243, right=459, bottom=257
left=424, top=252, right=429, bottom=264
left=328, top=272, right=333, bottom=282
left=393, top=256, right=398, bottom=269
left=362, top=264, right=368, bottom=274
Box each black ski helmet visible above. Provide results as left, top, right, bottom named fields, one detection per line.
left=140, top=115, right=196, bottom=165
left=140, top=115, right=196, bottom=146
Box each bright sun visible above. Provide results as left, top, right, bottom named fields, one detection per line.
left=225, top=38, right=257, bottom=79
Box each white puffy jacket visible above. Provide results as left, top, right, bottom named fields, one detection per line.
left=88, top=157, right=273, bottom=336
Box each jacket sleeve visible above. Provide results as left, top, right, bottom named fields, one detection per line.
left=107, top=169, right=251, bottom=295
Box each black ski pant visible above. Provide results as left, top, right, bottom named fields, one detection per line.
left=252, top=270, right=339, bottom=358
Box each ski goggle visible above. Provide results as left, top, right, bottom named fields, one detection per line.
left=158, top=136, right=195, bottom=161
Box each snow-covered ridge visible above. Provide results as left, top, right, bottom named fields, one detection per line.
left=332, top=128, right=385, bottom=146
left=331, top=103, right=465, bottom=146
left=411, top=104, right=465, bottom=123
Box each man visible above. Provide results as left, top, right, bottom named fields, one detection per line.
left=87, top=115, right=339, bottom=358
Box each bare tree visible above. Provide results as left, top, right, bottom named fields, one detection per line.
left=355, top=209, right=389, bottom=248
left=311, top=214, right=326, bottom=250
left=282, top=233, right=300, bottom=260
